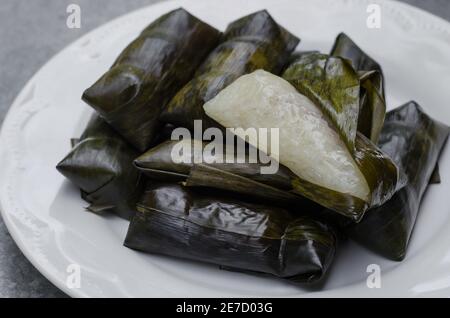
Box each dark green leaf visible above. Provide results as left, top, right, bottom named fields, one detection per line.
left=160, top=10, right=300, bottom=130
left=186, top=163, right=302, bottom=205
left=282, top=52, right=360, bottom=152
left=135, top=134, right=398, bottom=222
left=82, top=8, right=221, bottom=151
left=280, top=56, right=399, bottom=221
left=56, top=115, right=144, bottom=220
left=289, top=132, right=398, bottom=222
left=124, top=183, right=336, bottom=283
left=134, top=139, right=303, bottom=205
left=330, top=33, right=384, bottom=96
left=349, top=101, right=449, bottom=260
left=134, top=139, right=294, bottom=189
left=429, top=164, right=441, bottom=184
left=330, top=33, right=386, bottom=143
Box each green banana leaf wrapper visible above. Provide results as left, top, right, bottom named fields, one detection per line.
left=349, top=101, right=449, bottom=260
left=283, top=51, right=382, bottom=149
left=124, top=183, right=337, bottom=283
left=135, top=132, right=399, bottom=222
left=56, top=114, right=144, bottom=220
left=159, top=10, right=300, bottom=130
left=287, top=133, right=399, bottom=222
left=429, top=164, right=441, bottom=184
left=330, top=33, right=386, bottom=144
left=134, top=139, right=311, bottom=206
left=82, top=8, right=221, bottom=151
left=279, top=54, right=398, bottom=221
left=330, top=33, right=442, bottom=185
left=330, top=33, right=385, bottom=97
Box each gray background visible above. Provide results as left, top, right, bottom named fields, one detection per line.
left=0, top=0, right=449, bottom=298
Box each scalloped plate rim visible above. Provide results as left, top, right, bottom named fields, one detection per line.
left=1, top=0, right=450, bottom=298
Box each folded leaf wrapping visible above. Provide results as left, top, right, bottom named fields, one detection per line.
left=159, top=10, right=299, bottom=130
left=330, top=33, right=386, bottom=144
left=349, top=102, right=449, bottom=260
left=282, top=52, right=361, bottom=152
left=82, top=8, right=221, bottom=151
left=134, top=139, right=294, bottom=188
left=202, top=70, right=399, bottom=222
left=330, top=33, right=385, bottom=97
left=330, top=34, right=442, bottom=186
left=124, top=183, right=336, bottom=283
left=281, top=53, right=396, bottom=219
left=56, top=115, right=144, bottom=220
left=134, top=139, right=308, bottom=205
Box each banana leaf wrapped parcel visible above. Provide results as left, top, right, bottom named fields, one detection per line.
left=349, top=102, right=449, bottom=260
left=57, top=114, right=144, bottom=220
left=283, top=51, right=385, bottom=147
left=330, top=33, right=443, bottom=185
left=124, top=183, right=337, bottom=283
left=160, top=10, right=300, bottom=130
left=134, top=138, right=306, bottom=205
left=330, top=33, right=386, bottom=143
left=82, top=8, right=221, bottom=151
left=135, top=139, right=351, bottom=226
left=203, top=70, right=399, bottom=222
left=330, top=33, right=384, bottom=95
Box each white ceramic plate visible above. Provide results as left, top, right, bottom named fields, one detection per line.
left=1, top=0, right=450, bottom=297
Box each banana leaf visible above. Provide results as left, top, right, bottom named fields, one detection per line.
left=134, top=139, right=294, bottom=188
left=124, top=183, right=337, bottom=283
left=330, top=33, right=386, bottom=144
left=82, top=8, right=221, bottom=151
left=429, top=164, right=441, bottom=184
left=330, top=33, right=443, bottom=183
left=349, top=101, right=449, bottom=260
left=203, top=70, right=399, bottom=222
left=56, top=114, right=144, bottom=220
left=159, top=10, right=299, bottom=130
left=134, top=138, right=309, bottom=205
left=282, top=51, right=386, bottom=149
left=330, top=33, right=384, bottom=97
left=282, top=52, right=360, bottom=152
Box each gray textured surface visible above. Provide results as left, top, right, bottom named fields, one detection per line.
left=0, top=0, right=449, bottom=298
left=0, top=0, right=162, bottom=298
